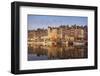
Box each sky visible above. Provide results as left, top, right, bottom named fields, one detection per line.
left=28, top=15, right=88, bottom=30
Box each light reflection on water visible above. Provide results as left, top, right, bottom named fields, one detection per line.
left=28, top=45, right=88, bottom=61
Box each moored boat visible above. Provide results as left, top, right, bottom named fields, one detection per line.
left=73, top=41, right=85, bottom=46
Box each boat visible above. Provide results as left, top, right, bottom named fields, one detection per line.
left=73, top=41, right=85, bottom=46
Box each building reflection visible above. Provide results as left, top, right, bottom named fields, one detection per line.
left=28, top=45, right=87, bottom=61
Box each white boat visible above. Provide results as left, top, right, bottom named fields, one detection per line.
left=73, top=41, right=85, bottom=46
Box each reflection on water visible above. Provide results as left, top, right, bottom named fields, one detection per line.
left=28, top=45, right=88, bottom=61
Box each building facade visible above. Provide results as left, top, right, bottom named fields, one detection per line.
left=28, top=25, right=87, bottom=46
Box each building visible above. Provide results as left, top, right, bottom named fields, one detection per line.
left=28, top=25, right=87, bottom=46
